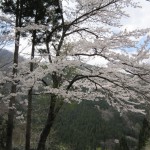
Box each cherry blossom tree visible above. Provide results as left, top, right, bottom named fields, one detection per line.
left=1, top=0, right=150, bottom=150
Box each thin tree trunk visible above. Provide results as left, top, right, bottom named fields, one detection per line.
left=25, top=30, right=36, bottom=150
left=5, top=0, right=21, bottom=149
left=6, top=85, right=17, bottom=150
left=25, top=88, right=33, bottom=150
left=6, top=29, right=20, bottom=150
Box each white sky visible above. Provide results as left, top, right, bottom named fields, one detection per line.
left=88, top=0, right=150, bottom=66
left=121, top=0, right=150, bottom=30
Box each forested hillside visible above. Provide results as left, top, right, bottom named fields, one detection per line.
left=0, top=51, right=145, bottom=150
left=32, top=97, right=144, bottom=150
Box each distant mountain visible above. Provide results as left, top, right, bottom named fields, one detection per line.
left=0, top=49, right=24, bottom=71
left=0, top=49, right=13, bottom=70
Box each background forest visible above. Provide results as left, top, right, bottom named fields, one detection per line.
left=0, top=51, right=150, bottom=150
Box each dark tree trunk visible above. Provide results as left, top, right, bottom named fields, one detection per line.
left=37, top=72, right=64, bottom=150
left=5, top=0, right=22, bottom=149
left=25, top=88, right=33, bottom=150
left=37, top=94, right=56, bottom=150
left=6, top=85, right=16, bottom=150
left=25, top=30, right=36, bottom=150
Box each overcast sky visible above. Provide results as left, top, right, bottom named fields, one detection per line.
left=121, top=0, right=150, bottom=30
left=88, top=0, right=150, bottom=65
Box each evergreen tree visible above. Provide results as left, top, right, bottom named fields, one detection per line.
left=0, top=116, right=6, bottom=150
left=119, top=137, right=129, bottom=150
left=138, top=118, right=150, bottom=150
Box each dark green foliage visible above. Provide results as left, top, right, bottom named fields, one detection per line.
left=0, top=0, right=16, bottom=14
left=119, top=137, right=129, bottom=150
left=46, top=100, right=142, bottom=150
left=0, top=116, right=7, bottom=149
left=138, top=118, right=150, bottom=150
left=32, top=95, right=50, bottom=131
left=30, top=95, right=144, bottom=150
left=54, top=101, right=103, bottom=150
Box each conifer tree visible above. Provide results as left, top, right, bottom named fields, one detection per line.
left=138, top=118, right=150, bottom=150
